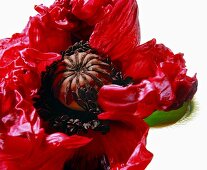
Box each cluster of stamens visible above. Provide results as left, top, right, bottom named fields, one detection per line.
left=34, top=41, right=132, bottom=136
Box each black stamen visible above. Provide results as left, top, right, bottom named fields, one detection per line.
left=50, top=114, right=109, bottom=136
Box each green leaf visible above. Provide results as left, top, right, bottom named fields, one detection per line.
left=144, top=101, right=194, bottom=127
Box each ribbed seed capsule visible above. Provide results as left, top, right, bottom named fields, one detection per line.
left=52, top=50, right=112, bottom=111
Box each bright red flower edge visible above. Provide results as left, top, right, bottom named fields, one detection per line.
left=0, top=0, right=197, bottom=170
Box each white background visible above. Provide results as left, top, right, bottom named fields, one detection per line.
left=0, top=0, right=206, bottom=169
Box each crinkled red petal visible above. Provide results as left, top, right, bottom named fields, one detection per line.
left=71, top=0, right=113, bottom=24
left=71, top=0, right=140, bottom=62
left=0, top=46, right=60, bottom=135
left=89, top=0, right=140, bottom=62
left=28, top=2, right=74, bottom=52
left=98, top=84, right=158, bottom=119
left=123, top=39, right=198, bottom=110
left=98, top=111, right=153, bottom=169
left=98, top=85, right=139, bottom=115
left=0, top=130, right=92, bottom=170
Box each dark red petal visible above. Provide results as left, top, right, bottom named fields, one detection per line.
left=71, top=0, right=113, bottom=23
left=123, top=39, right=173, bottom=80
left=0, top=1, right=76, bottom=55
left=160, top=53, right=186, bottom=81
left=21, top=48, right=61, bottom=73
left=98, top=85, right=139, bottom=115
left=98, top=111, right=153, bottom=169
left=126, top=39, right=158, bottom=79
left=0, top=131, right=91, bottom=170
left=71, top=0, right=140, bottom=62
left=32, top=1, right=96, bottom=51
left=27, top=4, right=72, bottom=53
left=136, top=80, right=160, bottom=118
left=0, top=44, right=61, bottom=135
left=98, top=84, right=158, bottom=119
left=169, top=74, right=197, bottom=110
left=46, top=133, right=92, bottom=149
left=124, top=39, right=197, bottom=110
left=148, top=70, right=175, bottom=110
left=0, top=86, right=16, bottom=118
left=123, top=142, right=154, bottom=170
left=1, top=90, right=41, bottom=136
left=0, top=35, right=28, bottom=67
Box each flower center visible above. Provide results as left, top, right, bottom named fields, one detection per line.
left=52, top=49, right=112, bottom=112
left=34, top=41, right=132, bottom=135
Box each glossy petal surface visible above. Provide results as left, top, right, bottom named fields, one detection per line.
left=123, top=39, right=198, bottom=110
left=0, top=131, right=92, bottom=170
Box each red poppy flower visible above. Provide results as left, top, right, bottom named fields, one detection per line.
left=0, top=0, right=197, bottom=170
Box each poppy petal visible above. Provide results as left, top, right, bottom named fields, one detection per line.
left=28, top=2, right=74, bottom=52
left=0, top=130, right=91, bottom=170
left=98, top=84, right=158, bottom=119
left=98, top=111, right=153, bottom=169
left=98, top=85, right=139, bottom=114
left=21, top=48, right=61, bottom=74
left=70, top=0, right=113, bottom=23
left=84, top=0, right=140, bottom=61
left=124, top=39, right=197, bottom=110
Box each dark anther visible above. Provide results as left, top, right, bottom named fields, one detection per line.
left=111, top=66, right=133, bottom=86
left=50, top=114, right=110, bottom=136
left=61, top=41, right=94, bottom=58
